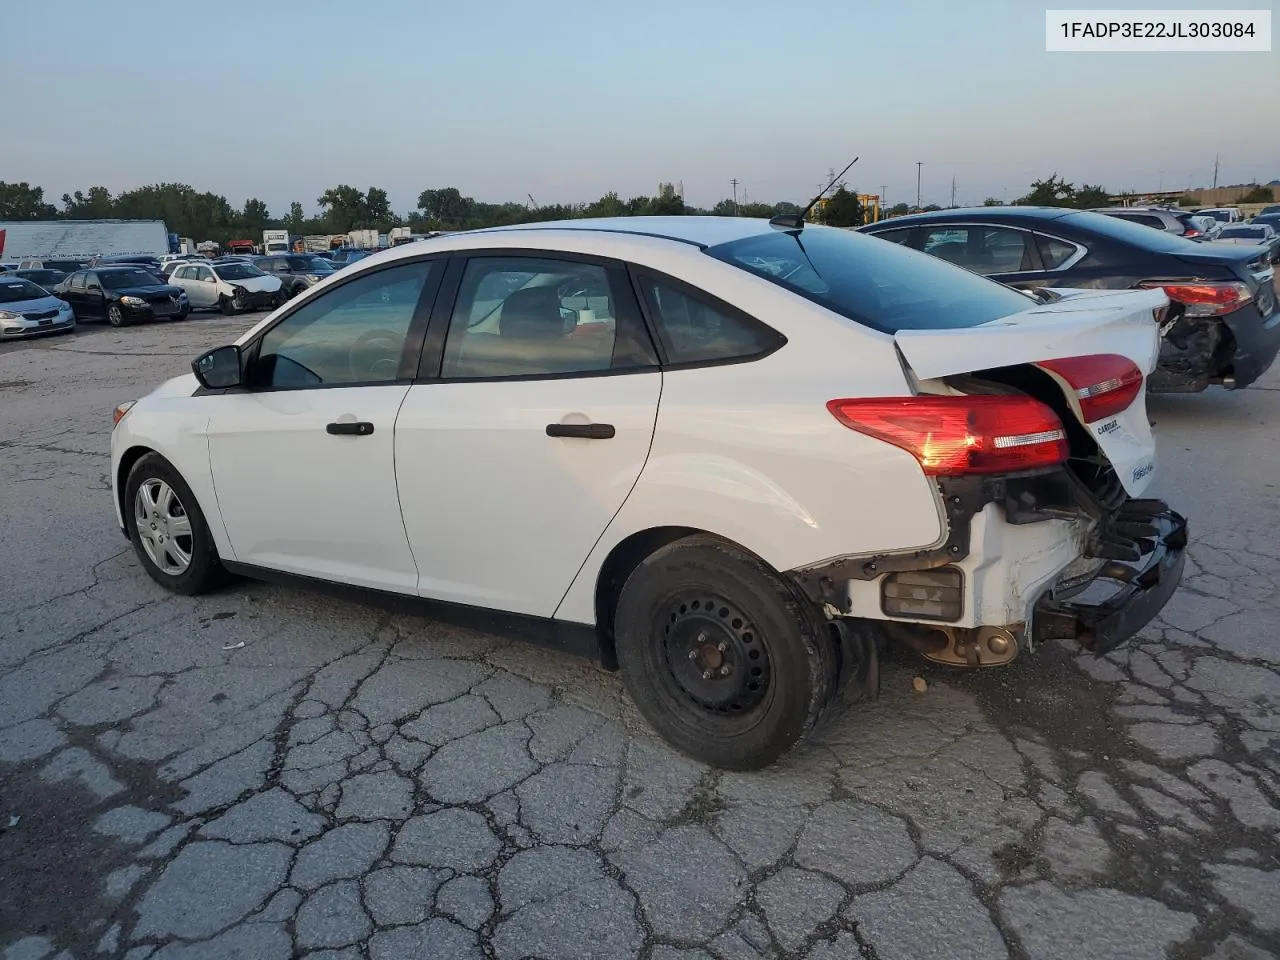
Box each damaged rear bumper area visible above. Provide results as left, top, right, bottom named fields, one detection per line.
left=1033, top=506, right=1187, bottom=656
left=1150, top=302, right=1280, bottom=392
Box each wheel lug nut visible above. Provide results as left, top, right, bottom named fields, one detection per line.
left=701, top=669, right=713, bottom=680
left=717, top=641, right=727, bottom=652
left=720, top=665, right=732, bottom=676
left=696, top=631, right=707, bottom=644
left=687, top=649, right=698, bottom=660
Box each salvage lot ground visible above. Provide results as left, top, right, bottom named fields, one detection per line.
left=1, top=309, right=1278, bottom=960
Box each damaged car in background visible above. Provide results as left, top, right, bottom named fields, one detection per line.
left=860, top=207, right=1280, bottom=393
left=110, top=217, right=1186, bottom=770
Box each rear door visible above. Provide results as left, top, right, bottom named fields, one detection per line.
left=82, top=272, right=106, bottom=318
left=393, top=252, right=662, bottom=616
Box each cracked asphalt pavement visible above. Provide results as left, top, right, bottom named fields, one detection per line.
left=1, top=313, right=1278, bottom=960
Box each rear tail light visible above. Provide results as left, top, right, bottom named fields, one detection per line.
left=1138, top=280, right=1253, bottom=316
left=1183, top=228, right=1202, bottom=238
left=827, top=396, right=1068, bottom=476
left=1036, top=354, right=1144, bottom=423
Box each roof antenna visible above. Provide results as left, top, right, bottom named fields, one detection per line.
left=770, top=156, right=859, bottom=232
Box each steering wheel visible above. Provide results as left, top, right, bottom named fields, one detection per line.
left=349, top=329, right=403, bottom=380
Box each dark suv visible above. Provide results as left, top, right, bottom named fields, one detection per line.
left=254, top=254, right=337, bottom=298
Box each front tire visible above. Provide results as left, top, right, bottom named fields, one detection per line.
left=107, top=304, right=127, bottom=327
left=125, top=453, right=227, bottom=595
left=219, top=295, right=238, bottom=316
left=614, top=535, right=840, bottom=770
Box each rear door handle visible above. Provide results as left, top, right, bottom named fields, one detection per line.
left=326, top=421, right=375, bottom=436
left=546, top=423, right=615, bottom=440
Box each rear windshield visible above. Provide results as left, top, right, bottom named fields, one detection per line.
left=0, top=280, right=46, bottom=302
left=100, top=269, right=159, bottom=289
left=1058, top=210, right=1209, bottom=253
left=705, top=227, right=1037, bottom=333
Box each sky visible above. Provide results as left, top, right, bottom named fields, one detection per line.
left=3, top=0, right=1277, bottom=216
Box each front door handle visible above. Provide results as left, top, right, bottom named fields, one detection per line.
left=546, top=423, right=615, bottom=440
left=326, top=421, right=375, bottom=436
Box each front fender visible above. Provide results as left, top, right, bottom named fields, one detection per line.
left=111, top=395, right=235, bottom=562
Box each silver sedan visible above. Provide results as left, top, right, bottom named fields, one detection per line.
left=0, top=278, right=76, bottom=340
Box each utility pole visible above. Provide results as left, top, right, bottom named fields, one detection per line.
left=916, top=162, right=923, bottom=210
left=951, top=176, right=956, bottom=208
left=730, top=178, right=740, bottom=215
left=1213, top=155, right=1219, bottom=189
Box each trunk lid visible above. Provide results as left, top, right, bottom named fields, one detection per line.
left=894, top=287, right=1167, bottom=496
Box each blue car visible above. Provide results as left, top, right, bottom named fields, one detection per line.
left=0, top=277, right=76, bottom=339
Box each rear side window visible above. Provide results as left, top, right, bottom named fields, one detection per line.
left=1035, top=234, right=1079, bottom=269
left=707, top=226, right=1037, bottom=333
left=867, top=227, right=915, bottom=246
left=920, top=226, right=1034, bottom=276
left=1112, top=213, right=1164, bottom=229
left=636, top=274, right=783, bottom=365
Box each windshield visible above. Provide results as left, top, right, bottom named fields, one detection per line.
left=287, top=256, right=334, bottom=273
left=706, top=227, right=1036, bottom=333
left=215, top=263, right=267, bottom=280
left=100, top=269, right=160, bottom=289
left=1221, top=227, right=1265, bottom=239
left=0, top=280, right=47, bottom=303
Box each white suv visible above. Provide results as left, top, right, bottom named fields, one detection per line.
left=109, top=217, right=1186, bottom=769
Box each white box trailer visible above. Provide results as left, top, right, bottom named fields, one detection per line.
left=0, top=219, right=170, bottom=261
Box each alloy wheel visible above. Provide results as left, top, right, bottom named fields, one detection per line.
left=133, top=479, right=194, bottom=575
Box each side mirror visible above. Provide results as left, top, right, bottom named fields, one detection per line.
left=193, top=345, right=242, bottom=389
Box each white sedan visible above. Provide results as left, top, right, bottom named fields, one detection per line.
left=109, top=217, right=1187, bottom=769
left=167, top=260, right=284, bottom=314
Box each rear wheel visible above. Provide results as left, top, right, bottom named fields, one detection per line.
left=614, top=535, right=840, bottom=770
left=125, top=453, right=227, bottom=595
left=107, top=304, right=127, bottom=327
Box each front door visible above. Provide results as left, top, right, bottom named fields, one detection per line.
left=394, top=253, right=662, bottom=616
left=205, top=259, right=442, bottom=591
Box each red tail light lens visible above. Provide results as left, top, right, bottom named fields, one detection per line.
left=1182, top=228, right=1202, bottom=238
left=827, top=396, right=1068, bottom=476
left=1036, top=354, right=1144, bottom=423
left=1138, top=280, right=1253, bottom=317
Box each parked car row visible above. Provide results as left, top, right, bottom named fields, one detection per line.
left=858, top=206, right=1279, bottom=393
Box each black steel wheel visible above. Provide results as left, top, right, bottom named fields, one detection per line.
left=614, top=534, right=840, bottom=770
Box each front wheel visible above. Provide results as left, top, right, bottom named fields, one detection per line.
left=613, top=534, right=841, bottom=770
left=107, top=304, right=127, bottom=327
left=219, top=295, right=239, bottom=316
left=125, top=453, right=228, bottom=595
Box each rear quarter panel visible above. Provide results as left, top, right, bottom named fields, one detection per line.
left=553, top=302, right=944, bottom=625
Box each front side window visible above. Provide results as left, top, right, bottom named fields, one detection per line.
left=253, top=260, right=437, bottom=388
left=440, top=257, right=654, bottom=379
left=636, top=274, right=783, bottom=365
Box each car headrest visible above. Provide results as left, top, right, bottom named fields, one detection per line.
left=499, top=286, right=569, bottom=340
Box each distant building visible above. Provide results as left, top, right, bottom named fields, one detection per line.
left=0, top=219, right=171, bottom=260
left=657, top=181, right=684, bottom=201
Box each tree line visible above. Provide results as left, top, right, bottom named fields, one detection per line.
left=0, top=180, right=871, bottom=242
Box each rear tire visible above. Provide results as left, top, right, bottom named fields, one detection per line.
left=125, top=453, right=228, bottom=596
left=613, top=534, right=840, bottom=770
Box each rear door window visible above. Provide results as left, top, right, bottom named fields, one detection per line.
left=1034, top=234, right=1080, bottom=270
left=921, top=226, right=1035, bottom=275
